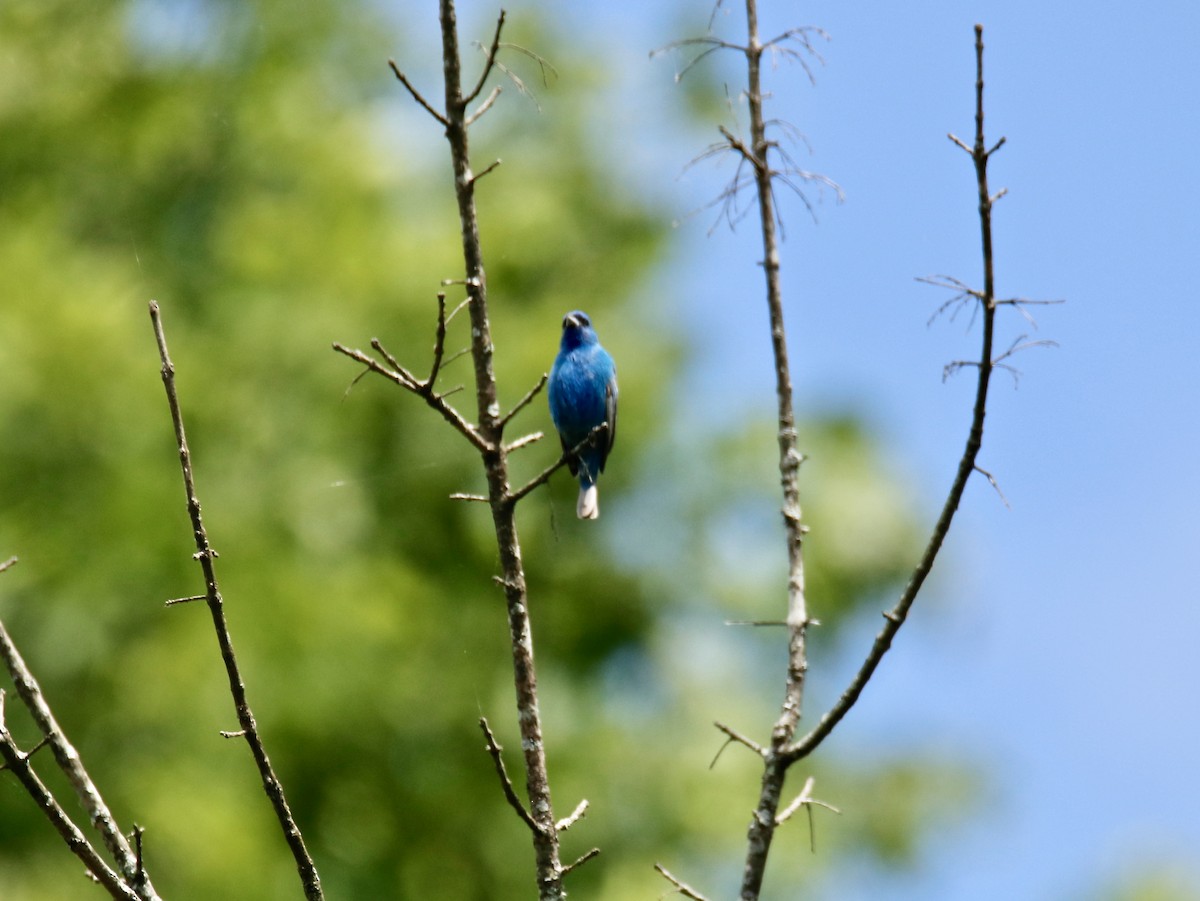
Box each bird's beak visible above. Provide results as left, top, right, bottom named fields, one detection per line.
left=564, top=313, right=582, bottom=329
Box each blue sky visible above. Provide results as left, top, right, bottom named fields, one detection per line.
left=533, top=1, right=1200, bottom=898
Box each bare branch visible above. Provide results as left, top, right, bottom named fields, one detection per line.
left=713, top=721, right=766, bottom=761
left=354, top=5, right=570, bottom=893
left=387, top=60, right=449, bottom=127
left=479, top=717, right=543, bottom=835
left=464, top=9, right=507, bottom=105
left=370, top=337, right=422, bottom=388
left=466, top=86, right=502, bottom=127
left=499, top=374, right=549, bottom=429
left=774, top=775, right=840, bottom=825
left=650, top=36, right=746, bottom=83
left=466, top=158, right=502, bottom=184
left=555, top=799, right=589, bottom=833
left=654, top=863, right=712, bottom=901
left=165, top=594, right=206, bottom=607
left=993, top=334, right=1059, bottom=369
left=486, top=43, right=558, bottom=111
left=0, top=556, right=16, bottom=574
left=332, top=342, right=489, bottom=453
left=561, top=847, right=601, bottom=876
left=505, top=422, right=609, bottom=508
left=427, top=293, right=449, bottom=388
left=996, top=296, right=1065, bottom=328
left=0, top=617, right=160, bottom=899
left=974, top=464, right=1010, bottom=508
left=504, top=432, right=544, bottom=454
left=0, top=734, right=139, bottom=899
left=149, top=301, right=324, bottom=901
left=788, top=23, right=1021, bottom=767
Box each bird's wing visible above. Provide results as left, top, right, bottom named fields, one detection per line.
left=604, top=365, right=618, bottom=457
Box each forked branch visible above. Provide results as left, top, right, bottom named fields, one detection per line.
left=0, top=602, right=160, bottom=897
left=788, top=23, right=1027, bottom=765
left=0, top=692, right=139, bottom=901
left=339, top=4, right=571, bottom=897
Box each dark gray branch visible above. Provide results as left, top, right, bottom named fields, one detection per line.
left=0, top=692, right=140, bottom=901
left=479, top=717, right=542, bottom=835
left=149, top=301, right=324, bottom=901
left=787, top=23, right=1011, bottom=766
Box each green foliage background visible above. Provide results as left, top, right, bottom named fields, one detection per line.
left=0, top=1, right=973, bottom=898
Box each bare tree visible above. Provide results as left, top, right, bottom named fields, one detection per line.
left=655, top=11, right=1050, bottom=899
left=333, top=2, right=599, bottom=898
left=0, top=310, right=328, bottom=901
left=150, top=302, right=324, bottom=901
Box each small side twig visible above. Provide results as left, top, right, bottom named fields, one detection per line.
left=505, top=422, right=609, bottom=508
left=713, top=721, right=766, bottom=760
left=332, top=342, right=489, bottom=453
left=774, top=775, right=840, bottom=825
left=387, top=60, right=449, bottom=127
left=149, top=301, right=324, bottom=901
left=654, top=863, right=712, bottom=901
left=0, top=556, right=17, bottom=574
left=974, top=463, right=1010, bottom=508
left=555, top=799, right=589, bottom=833
left=464, top=9, right=507, bottom=104
left=561, top=847, right=601, bottom=877
left=504, top=432, right=544, bottom=454
left=499, top=374, right=549, bottom=429
left=479, top=717, right=542, bottom=835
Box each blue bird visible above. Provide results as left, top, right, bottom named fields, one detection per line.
left=548, top=310, right=618, bottom=520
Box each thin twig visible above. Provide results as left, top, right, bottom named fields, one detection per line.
left=464, top=9, right=507, bottom=104
left=0, top=618, right=160, bottom=899
left=561, top=847, right=600, bottom=876
left=713, top=721, right=766, bottom=759
left=654, top=863, right=712, bottom=901
left=387, top=60, right=449, bottom=127
left=499, top=374, right=549, bottom=429
left=428, top=293, right=449, bottom=388
left=164, top=594, right=206, bottom=607
left=370, top=337, right=422, bottom=388
left=0, top=556, right=17, bottom=574
left=505, top=423, right=609, bottom=508
left=788, top=24, right=1013, bottom=766
left=0, top=694, right=140, bottom=901
left=332, top=342, right=489, bottom=453
left=466, top=88, right=502, bottom=127
left=974, top=464, right=1010, bottom=508
left=555, top=799, right=589, bottom=833
left=504, top=432, right=544, bottom=454
left=774, top=775, right=840, bottom=824
left=149, top=301, right=324, bottom=901
left=479, top=717, right=543, bottom=835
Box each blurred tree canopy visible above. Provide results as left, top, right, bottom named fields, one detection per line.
left=0, top=1, right=975, bottom=898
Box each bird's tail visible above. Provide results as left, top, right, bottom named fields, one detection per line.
left=576, top=483, right=599, bottom=520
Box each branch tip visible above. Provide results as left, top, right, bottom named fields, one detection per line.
left=654, top=863, right=711, bottom=901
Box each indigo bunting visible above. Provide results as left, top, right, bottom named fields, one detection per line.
left=548, top=310, right=618, bottom=519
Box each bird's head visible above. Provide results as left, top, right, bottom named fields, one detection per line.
left=560, top=310, right=597, bottom=348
